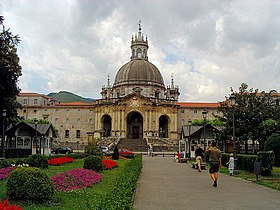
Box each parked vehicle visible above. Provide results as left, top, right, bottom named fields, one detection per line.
left=118, top=148, right=135, bottom=158
left=51, top=147, right=73, bottom=154
left=99, top=146, right=110, bottom=155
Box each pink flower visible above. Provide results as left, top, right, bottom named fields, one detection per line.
left=0, top=166, right=16, bottom=180
left=51, top=168, right=102, bottom=191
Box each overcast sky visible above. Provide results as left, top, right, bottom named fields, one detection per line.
left=1, top=0, right=279, bottom=102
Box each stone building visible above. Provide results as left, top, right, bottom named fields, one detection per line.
left=16, top=25, right=221, bottom=151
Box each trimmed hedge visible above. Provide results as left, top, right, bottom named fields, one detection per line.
left=258, top=151, right=274, bottom=176
left=222, top=153, right=258, bottom=173
left=90, top=155, right=142, bottom=209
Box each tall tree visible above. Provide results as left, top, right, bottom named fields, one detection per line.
left=0, top=16, right=22, bottom=123
left=217, top=83, right=280, bottom=153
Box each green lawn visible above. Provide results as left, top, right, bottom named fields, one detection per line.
left=220, top=165, right=280, bottom=191
left=0, top=158, right=137, bottom=209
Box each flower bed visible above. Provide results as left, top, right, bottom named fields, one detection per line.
left=48, top=156, right=75, bottom=166
left=102, top=159, right=118, bottom=170
left=51, top=168, right=102, bottom=191
left=0, top=166, right=15, bottom=180
left=0, top=199, right=22, bottom=210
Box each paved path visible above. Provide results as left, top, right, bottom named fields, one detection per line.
left=133, top=156, right=280, bottom=210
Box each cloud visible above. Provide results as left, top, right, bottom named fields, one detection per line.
left=1, top=0, right=279, bottom=102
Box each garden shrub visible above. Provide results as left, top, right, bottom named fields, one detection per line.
left=264, top=133, right=280, bottom=166
left=84, top=141, right=102, bottom=157
left=83, top=155, right=102, bottom=172
left=7, top=167, right=54, bottom=201
left=112, top=145, right=119, bottom=160
left=26, top=154, right=48, bottom=169
left=0, top=159, right=11, bottom=169
left=258, top=151, right=274, bottom=176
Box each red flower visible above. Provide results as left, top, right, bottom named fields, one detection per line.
left=48, top=156, right=75, bottom=166
left=0, top=199, right=22, bottom=210
left=102, top=159, right=118, bottom=170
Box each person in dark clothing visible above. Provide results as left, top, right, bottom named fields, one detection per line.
left=206, top=141, right=222, bottom=187
left=195, top=144, right=204, bottom=172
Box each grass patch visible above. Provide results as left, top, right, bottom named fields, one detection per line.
left=220, top=165, right=280, bottom=191
left=0, top=155, right=142, bottom=209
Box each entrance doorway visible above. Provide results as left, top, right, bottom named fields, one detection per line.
left=127, top=111, right=143, bottom=139
left=101, top=114, right=112, bottom=137
left=159, top=115, right=169, bottom=138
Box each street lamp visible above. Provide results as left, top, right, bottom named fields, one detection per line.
left=229, top=93, right=237, bottom=173
left=2, top=109, right=6, bottom=158
left=202, top=110, right=207, bottom=161
left=34, top=119, right=38, bottom=154
left=188, top=119, right=192, bottom=159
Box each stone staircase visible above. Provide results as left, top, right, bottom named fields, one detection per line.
left=117, top=138, right=149, bottom=152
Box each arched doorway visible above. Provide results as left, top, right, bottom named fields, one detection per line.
left=159, top=115, right=169, bottom=138
left=101, top=114, right=112, bottom=137
left=127, top=111, right=143, bottom=139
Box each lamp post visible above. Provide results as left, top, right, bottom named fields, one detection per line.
left=35, top=119, right=38, bottom=154
left=229, top=93, right=237, bottom=173
left=202, top=110, right=207, bottom=161
left=188, top=119, right=192, bottom=159
left=2, top=110, right=6, bottom=158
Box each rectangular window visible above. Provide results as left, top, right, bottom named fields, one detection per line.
left=66, top=118, right=69, bottom=126
left=23, top=99, right=27, bottom=104
left=34, top=99, right=38, bottom=105
left=55, top=118, right=58, bottom=124
left=89, top=118, right=93, bottom=125
left=65, top=130, right=69, bottom=138
left=77, top=118, right=80, bottom=125
left=76, top=130, right=80, bottom=138
left=194, top=110, right=197, bottom=114
left=181, top=110, right=184, bottom=113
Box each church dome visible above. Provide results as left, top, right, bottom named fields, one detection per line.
left=114, top=59, right=164, bottom=86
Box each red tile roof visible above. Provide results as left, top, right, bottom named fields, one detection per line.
left=176, top=102, right=221, bottom=108
left=58, top=102, right=93, bottom=106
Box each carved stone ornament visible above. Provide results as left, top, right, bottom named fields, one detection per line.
left=130, top=97, right=140, bottom=107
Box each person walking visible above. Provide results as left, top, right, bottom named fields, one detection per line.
left=195, top=144, right=204, bottom=172
left=226, top=153, right=234, bottom=176
left=206, top=141, right=222, bottom=187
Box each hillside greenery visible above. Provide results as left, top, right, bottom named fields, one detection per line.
left=48, top=91, right=95, bottom=103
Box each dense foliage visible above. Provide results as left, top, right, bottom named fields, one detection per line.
left=26, top=154, right=48, bottom=169
left=264, top=133, right=280, bottom=166
left=0, top=16, right=22, bottom=123
left=218, top=83, right=280, bottom=153
left=7, top=167, right=54, bottom=201
left=83, top=155, right=102, bottom=172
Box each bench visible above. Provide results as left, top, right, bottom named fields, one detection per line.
left=191, top=162, right=206, bottom=170
left=178, top=158, right=188, bottom=163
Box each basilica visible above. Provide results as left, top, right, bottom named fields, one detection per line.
left=16, top=24, right=221, bottom=154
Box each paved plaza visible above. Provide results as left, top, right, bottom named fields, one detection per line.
left=133, top=156, right=280, bottom=210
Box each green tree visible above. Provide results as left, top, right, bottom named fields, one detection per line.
left=264, top=133, right=280, bottom=167
left=0, top=16, right=22, bottom=124
left=218, top=83, right=280, bottom=153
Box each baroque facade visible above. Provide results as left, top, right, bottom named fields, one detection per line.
left=16, top=25, right=221, bottom=151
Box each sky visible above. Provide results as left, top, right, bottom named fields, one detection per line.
left=1, top=0, right=280, bottom=102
